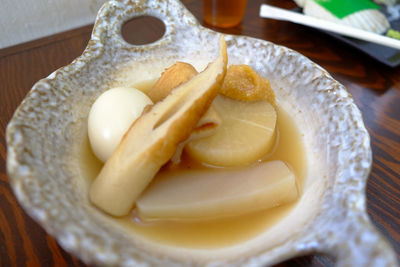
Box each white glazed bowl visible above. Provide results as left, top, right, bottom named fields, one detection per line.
left=6, top=0, right=398, bottom=266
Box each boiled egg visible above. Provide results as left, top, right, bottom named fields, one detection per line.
left=88, top=87, right=153, bottom=162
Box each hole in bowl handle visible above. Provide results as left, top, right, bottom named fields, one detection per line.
left=320, top=214, right=398, bottom=267
left=90, top=0, right=200, bottom=50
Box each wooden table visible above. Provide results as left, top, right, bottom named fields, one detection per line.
left=1, top=0, right=399, bottom=266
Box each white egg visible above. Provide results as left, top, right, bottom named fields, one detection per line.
left=88, top=87, right=153, bottom=162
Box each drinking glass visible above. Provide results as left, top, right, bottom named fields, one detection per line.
left=203, top=0, right=248, bottom=28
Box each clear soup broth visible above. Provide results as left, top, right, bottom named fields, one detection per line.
left=80, top=103, right=306, bottom=248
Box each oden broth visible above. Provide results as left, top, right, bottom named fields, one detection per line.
left=80, top=101, right=306, bottom=248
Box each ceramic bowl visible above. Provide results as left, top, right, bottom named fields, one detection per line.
left=6, top=0, right=398, bottom=266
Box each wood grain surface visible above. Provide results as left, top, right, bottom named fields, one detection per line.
left=1, top=0, right=399, bottom=266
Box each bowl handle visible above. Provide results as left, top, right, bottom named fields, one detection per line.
left=89, top=0, right=201, bottom=51
left=319, top=211, right=398, bottom=267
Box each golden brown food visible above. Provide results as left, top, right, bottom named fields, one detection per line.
left=147, top=62, right=198, bottom=102
left=89, top=37, right=228, bottom=216
left=220, top=64, right=275, bottom=105
left=146, top=60, right=223, bottom=164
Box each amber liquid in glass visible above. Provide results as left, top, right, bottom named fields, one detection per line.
left=203, top=0, right=248, bottom=28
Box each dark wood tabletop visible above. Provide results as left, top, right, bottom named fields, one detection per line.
left=1, top=0, right=399, bottom=266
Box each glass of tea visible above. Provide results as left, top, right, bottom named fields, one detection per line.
left=203, top=0, right=248, bottom=28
